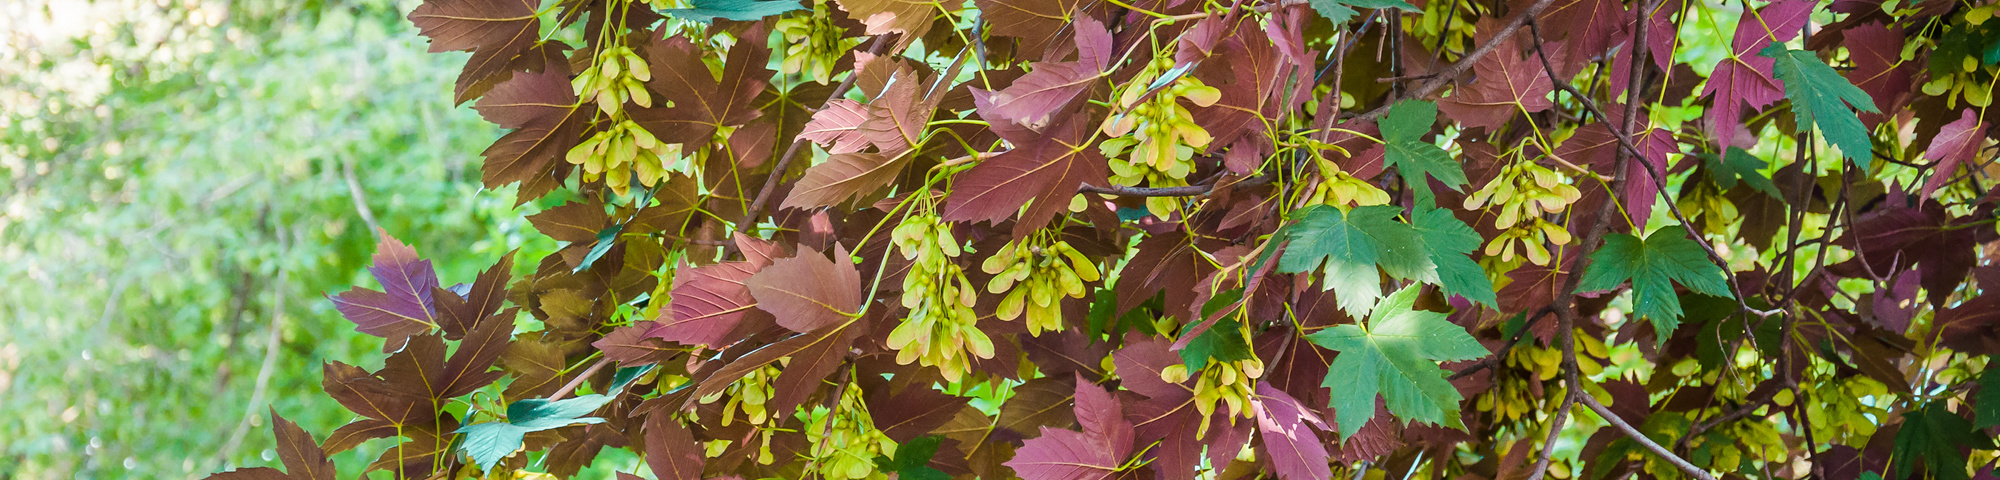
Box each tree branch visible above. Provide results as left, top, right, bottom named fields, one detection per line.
left=1524, top=18, right=1775, bottom=319
left=1579, top=394, right=1719, bottom=480
left=738, top=36, right=890, bottom=235
left=1352, top=0, right=1562, bottom=122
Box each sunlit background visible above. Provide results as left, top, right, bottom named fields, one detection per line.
left=0, top=0, right=562, bottom=476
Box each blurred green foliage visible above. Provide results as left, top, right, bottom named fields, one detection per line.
left=0, top=1, right=558, bottom=477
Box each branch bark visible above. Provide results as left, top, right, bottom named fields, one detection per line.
left=1580, top=394, right=1719, bottom=480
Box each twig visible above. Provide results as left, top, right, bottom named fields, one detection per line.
left=1449, top=306, right=1554, bottom=380
left=216, top=225, right=289, bottom=464
left=341, top=157, right=382, bottom=233
left=1524, top=19, right=1774, bottom=320
left=548, top=357, right=612, bottom=402
left=1523, top=390, right=1576, bottom=480
left=737, top=36, right=890, bottom=235
left=1078, top=174, right=1275, bottom=197
left=1351, top=0, right=1562, bottom=123
left=1578, top=394, right=1719, bottom=480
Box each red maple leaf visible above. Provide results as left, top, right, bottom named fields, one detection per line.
left=941, top=113, right=1110, bottom=239
left=407, top=0, right=541, bottom=106
left=1004, top=376, right=1135, bottom=480
left=980, top=15, right=1114, bottom=131
left=474, top=70, right=590, bottom=203
left=1922, top=109, right=1987, bottom=197
left=1844, top=22, right=1915, bottom=127
left=1698, top=0, right=1813, bottom=141
left=974, top=0, right=1089, bottom=61
left=329, top=230, right=442, bottom=348
left=1438, top=33, right=1553, bottom=131
left=631, top=34, right=773, bottom=147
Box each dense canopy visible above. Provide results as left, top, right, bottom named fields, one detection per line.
left=174, top=0, right=2000, bottom=478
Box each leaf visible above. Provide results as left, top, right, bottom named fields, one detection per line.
left=766, top=317, right=865, bottom=415
left=1437, top=40, right=1554, bottom=132
left=321, top=419, right=397, bottom=456
left=799, top=59, right=940, bottom=156
left=1178, top=315, right=1254, bottom=371
left=1304, top=285, right=1488, bottom=438
left=1117, top=233, right=1217, bottom=320
left=645, top=412, right=706, bottom=480
left=1834, top=199, right=1976, bottom=308
left=649, top=258, right=767, bottom=348
left=1701, top=147, right=1781, bottom=199
left=476, top=71, right=590, bottom=202
left=941, top=114, right=1109, bottom=239
left=782, top=152, right=914, bottom=209
left=1764, top=44, right=1880, bottom=167
left=367, top=419, right=459, bottom=476
left=1698, top=0, right=1812, bottom=140
left=746, top=246, right=863, bottom=333
left=1190, top=15, right=1315, bottom=161
left=1410, top=207, right=1496, bottom=308
left=799, top=100, right=876, bottom=153
left=1574, top=230, right=1733, bottom=338
left=1252, top=384, right=1331, bottom=480
left=876, top=435, right=952, bottom=480
left=457, top=394, right=620, bottom=471
left=1891, top=402, right=1992, bottom=480
left=594, top=321, right=677, bottom=365
left=663, top=0, right=804, bottom=22
left=870, top=385, right=972, bottom=442
left=526, top=202, right=610, bottom=244
left=321, top=361, right=427, bottom=425
left=1843, top=22, right=1913, bottom=126
left=980, top=16, right=1112, bottom=131
left=974, top=0, right=1086, bottom=60
left=436, top=316, right=515, bottom=398
left=1276, top=205, right=1425, bottom=317
left=1538, top=0, right=1627, bottom=65
left=1003, top=379, right=1133, bottom=480
left=1977, top=363, right=2000, bottom=429
left=436, top=251, right=514, bottom=339
left=1380, top=100, right=1465, bottom=206
left=693, top=319, right=864, bottom=403
left=1307, top=0, right=1416, bottom=24
left=1922, top=109, right=1986, bottom=197
left=831, top=0, right=961, bottom=52
left=270, top=409, right=337, bottom=480
left=631, top=35, right=771, bottom=146
left=406, top=0, right=540, bottom=104
left=328, top=230, right=441, bottom=347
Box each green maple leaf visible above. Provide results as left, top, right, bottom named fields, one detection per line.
left=1762, top=45, right=1880, bottom=169
left=1308, top=0, right=1418, bottom=25
left=1277, top=205, right=1426, bottom=316
left=664, top=0, right=806, bottom=23
left=1381, top=100, right=1466, bottom=207
left=457, top=365, right=652, bottom=471
left=1276, top=205, right=1496, bottom=315
left=1699, top=147, right=1780, bottom=198
left=1892, top=402, right=1993, bottom=480
left=1575, top=230, right=1733, bottom=339
left=1411, top=207, right=1496, bottom=308
left=875, top=435, right=951, bottom=480
left=1305, top=285, right=1488, bottom=439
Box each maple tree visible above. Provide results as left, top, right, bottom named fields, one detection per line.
left=204, top=0, right=2000, bottom=477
